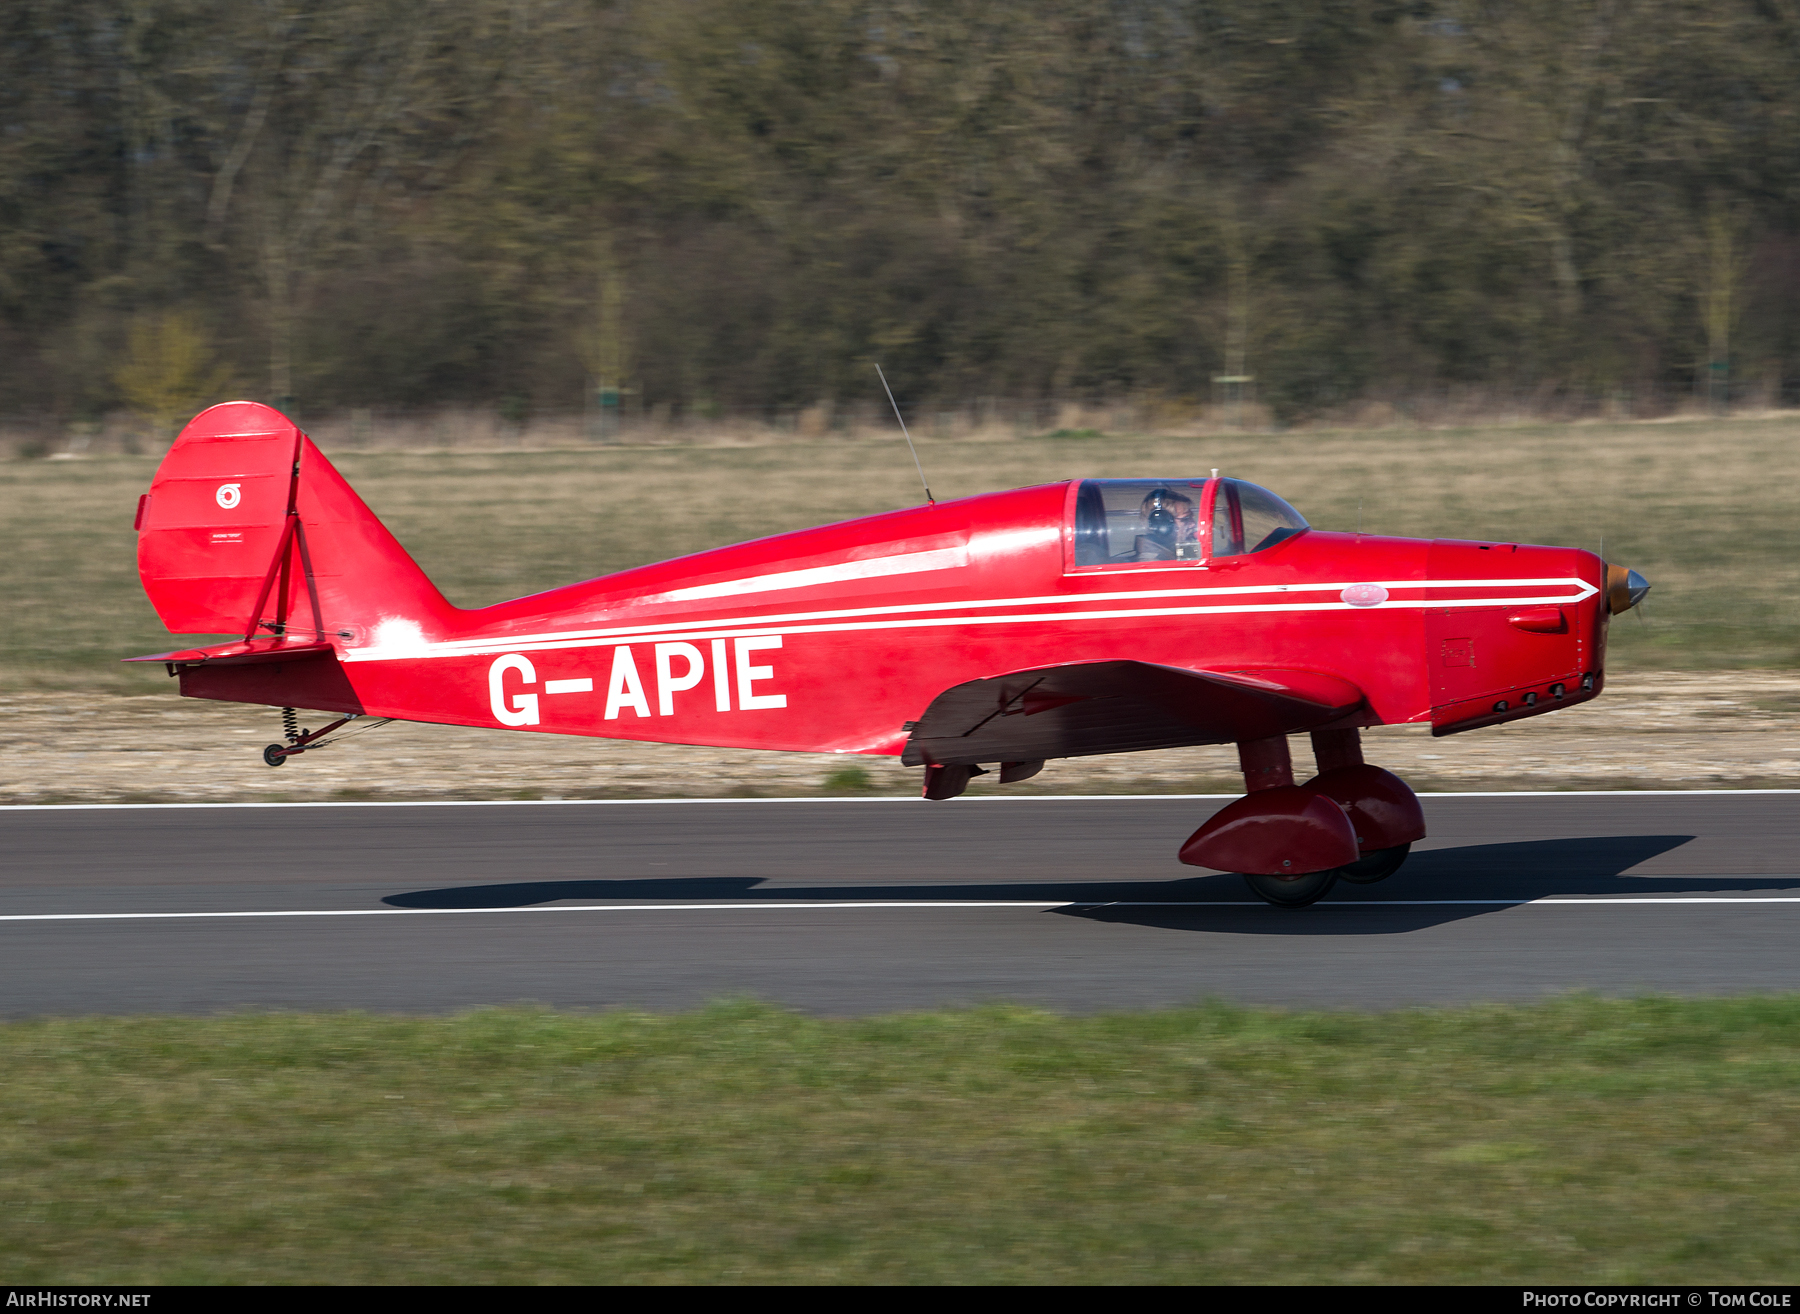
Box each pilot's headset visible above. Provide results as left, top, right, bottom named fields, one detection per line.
left=1141, top=488, right=1188, bottom=547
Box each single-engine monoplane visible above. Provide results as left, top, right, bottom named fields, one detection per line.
left=127, top=401, right=1648, bottom=905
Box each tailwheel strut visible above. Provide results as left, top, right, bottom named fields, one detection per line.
left=261, top=708, right=390, bottom=767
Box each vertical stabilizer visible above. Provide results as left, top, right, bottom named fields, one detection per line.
left=136, top=402, right=457, bottom=640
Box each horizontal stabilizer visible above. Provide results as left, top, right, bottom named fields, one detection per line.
left=124, top=638, right=336, bottom=668
left=902, top=661, right=1364, bottom=767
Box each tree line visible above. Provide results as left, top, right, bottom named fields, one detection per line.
left=4, top=0, right=1799, bottom=428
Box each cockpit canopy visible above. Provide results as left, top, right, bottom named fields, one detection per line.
left=1071, top=478, right=1308, bottom=567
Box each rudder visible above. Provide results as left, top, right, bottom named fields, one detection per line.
left=136, top=402, right=456, bottom=640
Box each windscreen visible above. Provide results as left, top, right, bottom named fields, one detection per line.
left=1211, top=480, right=1308, bottom=557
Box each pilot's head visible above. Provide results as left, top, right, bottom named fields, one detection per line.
left=1141, top=487, right=1196, bottom=545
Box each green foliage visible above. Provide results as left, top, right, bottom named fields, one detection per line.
left=113, top=313, right=234, bottom=440
left=4, top=2, right=1800, bottom=420
left=3, top=996, right=1800, bottom=1283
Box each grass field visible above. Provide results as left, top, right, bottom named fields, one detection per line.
left=2, top=996, right=1797, bottom=1285
left=4, top=415, right=1799, bottom=690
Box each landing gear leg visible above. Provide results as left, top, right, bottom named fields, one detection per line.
left=1304, top=728, right=1423, bottom=885
left=1174, top=735, right=1356, bottom=908
left=1183, top=729, right=1424, bottom=904
left=1232, top=736, right=1345, bottom=906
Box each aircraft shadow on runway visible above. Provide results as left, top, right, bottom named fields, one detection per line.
left=381, top=833, right=1797, bottom=934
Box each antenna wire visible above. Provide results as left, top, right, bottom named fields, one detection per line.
left=876, top=363, right=934, bottom=505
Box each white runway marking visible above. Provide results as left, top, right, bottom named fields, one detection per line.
left=0, top=902, right=1071, bottom=922
left=5, top=789, right=1800, bottom=812
left=4, top=896, right=1800, bottom=924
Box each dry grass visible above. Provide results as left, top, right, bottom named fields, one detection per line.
left=2, top=414, right=1795, bottom=691
left=11, top=671, right=1800, bottom=804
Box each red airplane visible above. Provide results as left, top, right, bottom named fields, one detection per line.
left=128, top=401, right=1648, bottom=906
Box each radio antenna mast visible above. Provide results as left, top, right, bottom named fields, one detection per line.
left=876, top=363, right=934, bottom=505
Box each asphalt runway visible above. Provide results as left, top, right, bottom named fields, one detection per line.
left=1, top=793, right=1797, bottom=1015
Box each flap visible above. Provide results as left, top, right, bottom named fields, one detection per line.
left=902, top=661, right=1365, bottom=767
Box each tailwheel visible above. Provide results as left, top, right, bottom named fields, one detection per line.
left=1242, top=869, right=1338, bottom=908
left=262, top=744, right=289, bottom=768
left=1336, top=843, right=1411, bottom=885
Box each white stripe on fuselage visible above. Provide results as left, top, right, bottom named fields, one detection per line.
left=340, top=576, right=1598, bottom=664
left=400, top=576, right=1596, bottom=655
left=659, top=546, right=970, bottom=601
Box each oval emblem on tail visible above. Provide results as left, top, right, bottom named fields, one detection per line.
left=215, top=483, right=242, bottom=510
left=1340, top=583, right=1388, bottom=607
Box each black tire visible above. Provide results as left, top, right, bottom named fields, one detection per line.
left=1335, top=843, right=1411, bottom=885
left=1243, top=869, right=1338, bottom=908
left=262, top=743, right=289, bottom=768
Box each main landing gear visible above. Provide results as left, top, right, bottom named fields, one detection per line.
left=1335, top=843, right=1413, bottom=885
left=1178, top=729, right=1426, bottom=908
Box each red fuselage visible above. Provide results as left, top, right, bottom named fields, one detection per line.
left=181, top=479, right=1609, bottom=754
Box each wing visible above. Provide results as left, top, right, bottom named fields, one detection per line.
left=901, top=661, right=1366, bottom=767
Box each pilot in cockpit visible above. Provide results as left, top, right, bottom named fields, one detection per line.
left=1128, top=486, right=1199, bottom=561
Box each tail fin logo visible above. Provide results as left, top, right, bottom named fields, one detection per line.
left=215, top=483, right=242, bottom=510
